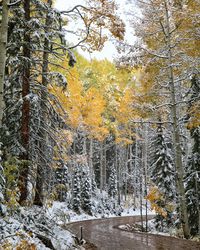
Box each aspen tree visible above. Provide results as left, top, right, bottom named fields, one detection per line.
left=126, top=0, right=196, bottom=238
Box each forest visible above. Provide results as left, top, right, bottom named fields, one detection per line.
left=0, top=0, right=199, bottom=249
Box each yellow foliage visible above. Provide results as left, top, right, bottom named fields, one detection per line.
left=146, top=186, right=168, bottom=218
left=115, top=137, right=133, bottom=145
left=0, top=240, right=12, bottom=250
left=0, top=239, right=36, bottom=250
left=187, top=101, right=200, bottom=129
left=5, top=189, right=19, bottom=210
left=50, top=64, right=109, bottom=140
left=16, top=240, right=36, bottom=250
left=81, top=87, right=106, bottom=127
left=51, top=51, right=142, bottom=144
left=3, top=158, right=21, bottom=212
left=133, top=0, right=200, bottom=124
left=114, top=89, right=135, bottom=124
left=146, top=186, right=162, bottom=202
left=83, top=0, right=125, bottom=51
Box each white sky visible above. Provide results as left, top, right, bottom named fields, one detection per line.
left=55, top=0, right=135, bottom=61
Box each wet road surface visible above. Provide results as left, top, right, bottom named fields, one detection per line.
left=66, top=216, right=200, bottom=250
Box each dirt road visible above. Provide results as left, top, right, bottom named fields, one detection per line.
left=66, top=216, right=200, bottom=250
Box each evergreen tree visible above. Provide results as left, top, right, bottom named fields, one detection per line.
left=55, top=162, right=69, bottom=202
left=150, top=121, right=175, bottom=230
left=2, top=0, right=68, bottom=205
left=81, top=165, right=92, bottom=215
left=108, top=164, right=117, bottom=199
left=72, top=165, right=81, bottom=213
left=91, top=172, right=97, bottom=197
left=92, top=139, right=101, bottom=188
left=185, top=76, right=200, bottom=236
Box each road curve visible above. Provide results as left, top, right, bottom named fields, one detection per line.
left=66, top=216, right=200, bottom=250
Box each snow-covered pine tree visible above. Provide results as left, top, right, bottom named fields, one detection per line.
left=2, top=0, right=69, bottom=205
left=72, top=165, right=81, bottom=213
left=55, top=162, right=69, bottom=202
left=81, top=165, right=92, bottom=215
left=2, top=1, right=23, bottom=158
left=32, top=0, right=68, bottom=206
left=92, top=139, right=101, bottom=188
left=185, top=75, right=200, bottom=236
left=150, top=121, right=175, bottom=231
left=2, top=0, right=125, bottom=207
left=91, top=172, right=97, bottom=197
left=108, top=164, right=117, bottom=199
left=106, top=135, right=116, bottom=181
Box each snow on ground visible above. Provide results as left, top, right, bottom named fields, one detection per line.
left=118, top=219, right=179, bottom=238
left=47, top=201, right=155, bottom=225
left=0, top=206, right=78, bottom=250
left=0, top=217, right=49, bottom=250
left=121, top=207, right=155, bottom=217
left=1, top=200, right=156, bottom=249
left=2, top=199, right=155, bottom=249
left=52, top=226, right=77, bottom=250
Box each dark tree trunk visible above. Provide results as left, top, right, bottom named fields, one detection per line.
left=0, top=0, right=9, bottom=130
left=34, top=0, right=52, bottom=206
left=19, top=0, right=31, bottom=205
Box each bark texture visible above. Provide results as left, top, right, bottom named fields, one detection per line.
left=19, top=0, right=31, bottom=205
left=34, top=0, right=53, bottom=206
left=0, top=0, right=9, bottom=130
left=164, top=1, right=190, bottom=239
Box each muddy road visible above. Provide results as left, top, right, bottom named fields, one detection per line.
left=66, top=216, right=200, bottom=250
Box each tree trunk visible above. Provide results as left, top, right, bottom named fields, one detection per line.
left=133, top=130, right=138, bottom=210
left=143, top=123, right=148, bottom=232
left=195, top=172, right=200, bottom=235
left=124, top=145, right=129, bottom=202
left=0, top=0, right=9, bottom=131
left=164, top=1, right=190, bottom=239
left=100, top=142, right=103, bottom=193
left=19, top=0, right=31, bottom=205
left=139, top=171, right=144, bottom=231
left=34, top=0, right=52, bottom=206
left=103, top=142, right=107, bottom=190
left=116, top=145, right=121, bottom=205
left=89, top=139, right=93, bottom=175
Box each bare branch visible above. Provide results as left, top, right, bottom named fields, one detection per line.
left=60, top=5, right=89, bottom=14
left=8, top=0, right=21, bottom=6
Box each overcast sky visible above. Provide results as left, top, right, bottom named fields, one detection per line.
left=55, top=0, right=135, bottom=61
